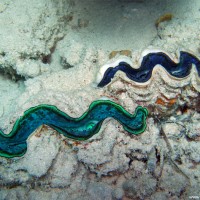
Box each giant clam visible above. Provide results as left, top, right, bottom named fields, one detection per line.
left=96, top=49, right=200, bottom=115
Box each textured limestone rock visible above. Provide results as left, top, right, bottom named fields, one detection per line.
left=10, top=130, right=60, bottom=177
left=151, top=18, right=200, bottom=54
left=49, top=147, right=78, bottom=188
left=0, top=0, right=199, bottom=199
left=28, top=190, right=69, bottom=200
left=159, top=164, right=188, bottom=196
left=123, top=174, right=157, bottom=199
left=0, top=187, right=27, bottom=200
left=0, top=0, right=71, bottom=78
left=87, top=182, right=113, bottom=200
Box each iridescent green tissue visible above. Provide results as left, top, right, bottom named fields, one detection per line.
left=0, top=100, right=148, bottom=158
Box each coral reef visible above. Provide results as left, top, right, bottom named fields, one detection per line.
left=0, top=0, right=72, bottom=79
left=0, top=0, right=199, bottom=199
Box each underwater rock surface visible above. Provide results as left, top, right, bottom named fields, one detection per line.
left=0, top=0, right=200, bottom=199
left=0, top=0, right=71, bottom=78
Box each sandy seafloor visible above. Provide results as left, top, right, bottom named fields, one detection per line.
left=0, top=0, right=200, bottom=199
